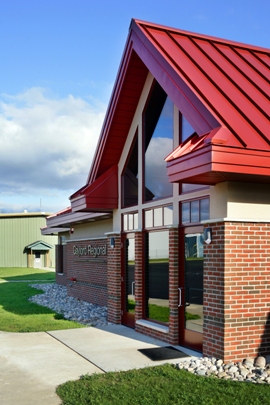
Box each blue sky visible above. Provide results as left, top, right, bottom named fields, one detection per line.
left=0, top=0, right=269, bottom=213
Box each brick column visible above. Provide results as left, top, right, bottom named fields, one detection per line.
left=203, top=222, right=225, bottom=359
left=168, top=226, right=179, bottom=345
left=107, top=233, right=121, bottom=324
left=204, top=221, right=270, bottom=362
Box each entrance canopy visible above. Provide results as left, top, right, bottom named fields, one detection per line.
left=26, top=240, right=53, bottom=251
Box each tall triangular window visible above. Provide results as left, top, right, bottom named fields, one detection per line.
left=143, top=82, right=174, bottom=202
left=122, top=131, right=138, bottom=207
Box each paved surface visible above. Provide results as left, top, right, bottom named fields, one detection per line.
left=0, top=325, right=199, bottom=405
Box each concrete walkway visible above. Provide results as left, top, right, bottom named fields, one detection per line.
left=0, top=325, right=198, bottom=405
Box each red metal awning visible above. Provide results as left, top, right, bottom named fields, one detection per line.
left=70, top=165, right=118, bottom=212
left=166, top=127, right=270, bottom=185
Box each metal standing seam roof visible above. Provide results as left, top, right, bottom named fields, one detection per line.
left=136, top=20, right=269, bottom=150
left=69, top=19, right=270, bottom=211
left=88, top=19, right=269, bottom=177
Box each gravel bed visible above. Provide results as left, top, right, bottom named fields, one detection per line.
left=29, top=283, right=109, bottom=327
left=176, top=356, right=270, bottom=384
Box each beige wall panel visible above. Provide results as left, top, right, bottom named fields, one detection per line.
left=209, top=182, right=270, bottom=221
left=68, top=218, right=113, bottom=240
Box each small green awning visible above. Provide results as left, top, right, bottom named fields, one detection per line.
left=26, top=240, right=53, bottom=251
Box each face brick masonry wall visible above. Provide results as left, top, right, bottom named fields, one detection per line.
left=65, top=238, right=108, bottom=307
left=203, top=221, right=270, bottom=363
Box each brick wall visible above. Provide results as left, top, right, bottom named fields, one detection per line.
left=204, top=221, right=270, bottom=362
left=66, top=239, right=108, bottom=306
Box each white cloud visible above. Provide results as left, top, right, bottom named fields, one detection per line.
left=0, top=88, right=106, bottom=213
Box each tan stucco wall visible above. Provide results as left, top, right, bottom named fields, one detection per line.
left=210, top=182, right=270, bottom=221
left=68, top=218, right=113, bottom=240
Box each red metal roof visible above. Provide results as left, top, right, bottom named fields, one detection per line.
left=135, top=20, right=269, bottom=146
left=71, top=19, right=270, bottom=210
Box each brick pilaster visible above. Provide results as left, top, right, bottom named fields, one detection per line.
left=204, top=221, right=270, bottom=362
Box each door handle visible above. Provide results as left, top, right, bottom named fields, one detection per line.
left=178, top=287, right=190, bottom=307
left=178, top=287, right=183, bottom=307
left=132, top=281, right=135, bottom=297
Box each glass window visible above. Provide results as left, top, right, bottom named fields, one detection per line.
left=123, top=215, right=128, bottom=231
left=124, top=234, right=135, bottom=317
left=154, top=207, right=163, bottom=227
left=182, top=202, right=190, bottom=223
left=179, top=113, right=205, bottom=194
left=184, top=233, right=204, bottom=333
left=164, top=205, right=173, bottom=226
left=181, top=198, right=209, bottom=224
left=191, top=200, right=200, bottom=223
left=134, top=213, right=138, bottom=230
left=144, top=231, right=169, bottom=324
left=181, top=115, right=196, bottom=142
left=128, top=214, right=134, bottom=230
left=145, top=205, right=173, bottom=229
left=123, top=212, right=138, bottom=231
left=145, top=210, right=153, bottom=228
left=182, top=183, right=204, bottom=193
left=200, top=198, right=210, bottom=221
left=144, top=82, right=173, bottom=201
left=122, top=132, right=138, bottom=207
left=60, top=236, right=66, bottom=245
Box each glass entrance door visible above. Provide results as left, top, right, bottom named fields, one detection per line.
left=179, top=228, right=204, bottom=351
left=121, top=233, right=135, bottom=328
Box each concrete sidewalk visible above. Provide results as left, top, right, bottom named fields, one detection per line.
left=0, top=325, right=198, bottom=405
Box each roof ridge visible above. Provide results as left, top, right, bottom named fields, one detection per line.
left=132, top=19, right=270, bottom=52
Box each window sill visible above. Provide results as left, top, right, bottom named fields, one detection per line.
left=136, top=319, right=169, bottom=334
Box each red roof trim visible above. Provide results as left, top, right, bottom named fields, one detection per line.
left=88, top=41, right=148, bottom=184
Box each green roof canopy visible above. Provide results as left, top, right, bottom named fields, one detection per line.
left=26, top=240, right=53, bottom=251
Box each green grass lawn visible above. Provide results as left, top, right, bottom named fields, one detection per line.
left=0, top=267, right=56, bottom=281
left=1, top=268, right=269, bottom=404
left=0, top=267, right=85, bottom=332
left=56, top=363, right=270, bottom=405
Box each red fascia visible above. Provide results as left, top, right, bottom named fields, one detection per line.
left=70, top=165, right=118, bottom=212
left=166, top=143, right=270, bottom=185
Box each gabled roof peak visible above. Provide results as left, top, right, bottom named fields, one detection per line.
left=71, top=18, right=269, bottom=205
left=131, top=19, right=270, bottom=52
